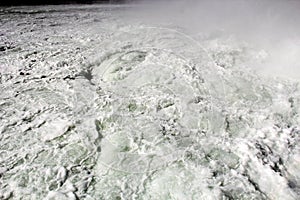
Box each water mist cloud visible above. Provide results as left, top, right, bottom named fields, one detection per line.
left=126, top=0, right=300, bottom=80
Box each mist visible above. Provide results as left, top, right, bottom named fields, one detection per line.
left=124, top=0, right=300, bottom=80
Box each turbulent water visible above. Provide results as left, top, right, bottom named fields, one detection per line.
left=0, top=4, right=300, bottom=200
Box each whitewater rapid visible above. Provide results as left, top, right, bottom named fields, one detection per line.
left=0, top=4, right=299, bottom=200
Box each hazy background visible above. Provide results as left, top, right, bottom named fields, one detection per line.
left=127, top=0, right=300, bottom=80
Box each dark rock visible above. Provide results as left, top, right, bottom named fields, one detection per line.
left=0, top=46, right=6, bottom=52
